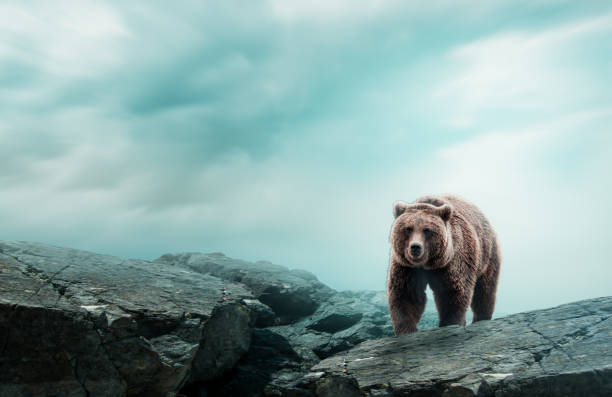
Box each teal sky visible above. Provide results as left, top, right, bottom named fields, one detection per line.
left=1, top=1, right=611, bottom=314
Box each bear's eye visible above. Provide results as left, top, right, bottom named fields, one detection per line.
left=423, top=228, right=433, bottom=237
left=404, top=227, right=413, bottom=235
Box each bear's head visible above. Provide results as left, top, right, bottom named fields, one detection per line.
left=390, top=201, right=454, bottom=269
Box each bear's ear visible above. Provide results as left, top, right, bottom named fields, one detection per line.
left=437, top=204, right=453, bottom=223
left=393, top=201, right=409, bottom=218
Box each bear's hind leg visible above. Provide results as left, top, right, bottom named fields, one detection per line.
left=471, top=249, right=501, bottom=323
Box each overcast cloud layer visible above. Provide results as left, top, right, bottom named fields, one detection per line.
left=1, top=1, right=611, bottom=314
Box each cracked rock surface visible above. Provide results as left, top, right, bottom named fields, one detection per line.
left=284, top=296, right=612, bottom=397
left=0, top=241, right=253, bottom=397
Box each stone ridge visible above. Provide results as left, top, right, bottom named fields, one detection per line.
left=289, top=296, right=612, bottom=397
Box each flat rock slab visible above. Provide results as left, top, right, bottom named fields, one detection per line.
left=0, top=241, right=253, bottom=397
left=293, top=297, right=612, bottom=397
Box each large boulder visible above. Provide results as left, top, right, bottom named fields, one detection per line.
left=0, top=241, right=253, bottom=397
left=283, top=296, right=612, bottom=397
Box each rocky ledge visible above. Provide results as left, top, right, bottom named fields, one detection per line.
left=0, top=241, right=610, bottom=397
left=288, top=297, right=612, bottom=397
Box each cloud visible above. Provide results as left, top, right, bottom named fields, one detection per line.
left=0, top=1, right=129, bottom=78
left=266, top=0, right=524, bottom=24
left=434, top=12, right=612, bottom=127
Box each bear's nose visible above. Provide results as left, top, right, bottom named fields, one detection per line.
left=410, top=242, right=423, bottom=258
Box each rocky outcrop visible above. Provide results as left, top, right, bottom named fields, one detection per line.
left=0, top=241, right=402, bottom=396
left=156, top=253, right=420, bottom=396
left=283, top=297, right=612, bottom=397
left=0, top=241, right=253, bottom=396
left=2, top=240, right=609, bottom=397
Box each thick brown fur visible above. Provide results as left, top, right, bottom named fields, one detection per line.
left=387, top=194, right=501, bottom=335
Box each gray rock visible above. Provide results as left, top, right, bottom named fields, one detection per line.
left=283, top=296, right=612, bottom=396
left=242, top=298, right=278, bottom=327
left=204, top=290, right=440, bottom=396
left=0, top=241, right=253, bottom=397
left=156, top=253, right=335, bottom=324
left=271, top=290, right=437, bottom=360
left=267, top=324, right=332, bottom=360
left=190, top=302, right=252, bottom=382
left=307, top=311, right=363, bottom=333
left=314, top=375, right=361, bottom=397
left=197, top=327, right=316, bottom=397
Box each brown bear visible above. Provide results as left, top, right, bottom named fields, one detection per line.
left=387, top=194, right=501, bottom=335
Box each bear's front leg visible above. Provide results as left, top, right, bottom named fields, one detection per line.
left=387, top=261, right=427, bottom=335
left=428, top=266, right=475, bottom=327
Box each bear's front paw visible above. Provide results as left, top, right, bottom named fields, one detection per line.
left=394, top=323, right=417, bottom=335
